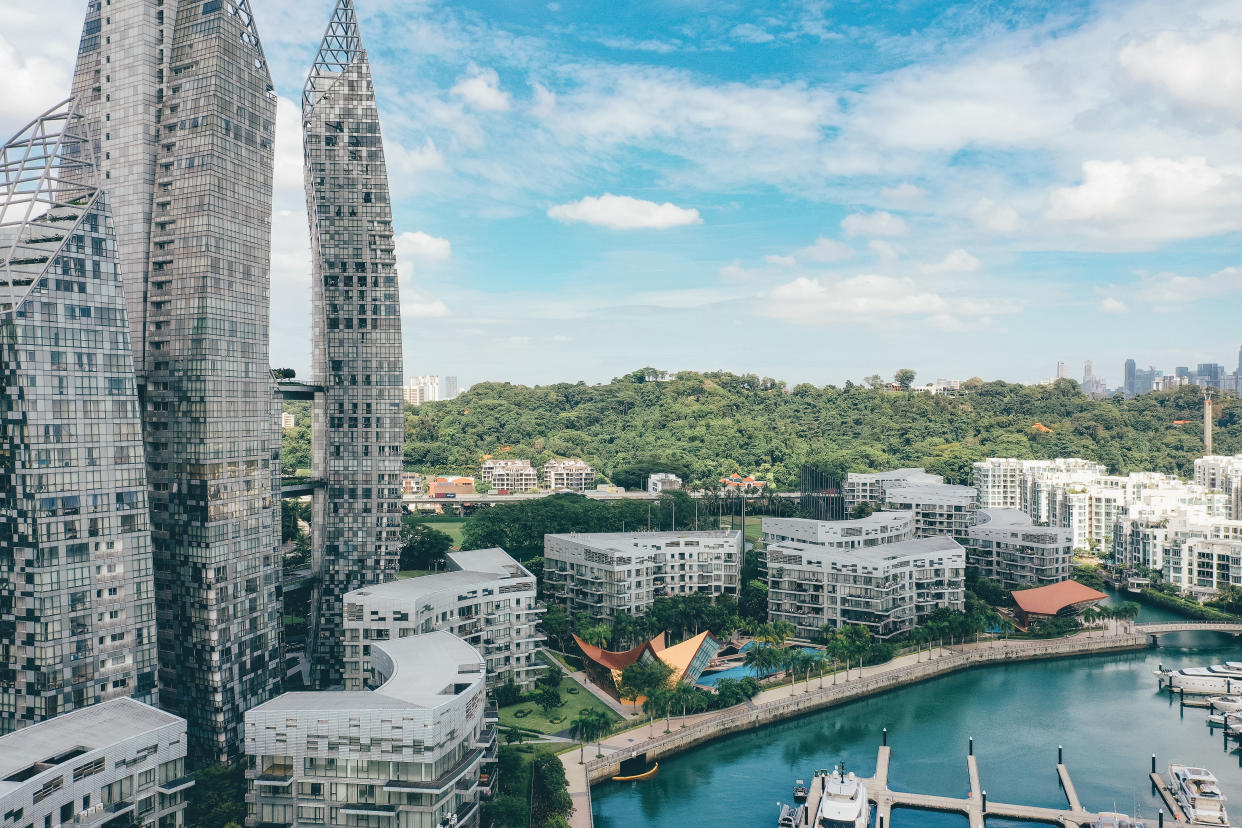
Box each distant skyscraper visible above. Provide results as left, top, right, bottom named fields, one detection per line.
left=0, top=102, right=157, bottom=732
left=1083, top=360, right=1093, bottom=385
left=304, top=0, right=405, bottom=686
left=444, top=375, right=459, bottom=399
left=1124, top=359, right=1136, bottom=396
left=1056, top=361, right=1066, bottom=380
left=72, top=0, right=283, bottom=762
left=403, top=374, right=439, bottom=405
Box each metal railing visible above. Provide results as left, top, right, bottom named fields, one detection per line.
left=584, top=633, right=1145, bottom=777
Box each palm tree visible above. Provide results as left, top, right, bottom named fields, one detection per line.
left=570, top=709, right=610, bottom=763
left=582, top=623, right=611, bottom=649
left=744, top=643, right=781, bottom=679
left=1116, top=601, right=1141, bottom=632
left=1081, top=607, right=1099, bottom=634
left=672, top=683, right=697, bottom=727
left=643, top=689, right=672, bottom=737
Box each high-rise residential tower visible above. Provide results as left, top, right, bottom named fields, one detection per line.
left=71, top=0, right=284, bottom=762
left=0, top=101, right=158, bottom=733
left=303, top=0, right=405, bottom=686
left=1124, top=358, right=1136, bottom=396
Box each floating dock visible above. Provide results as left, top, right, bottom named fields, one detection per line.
left=796, top=744, right=1199, bottom=828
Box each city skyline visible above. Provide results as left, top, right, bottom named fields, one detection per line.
left=3, top=0, right=1241, bottom=389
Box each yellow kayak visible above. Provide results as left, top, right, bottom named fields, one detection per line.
left=613, top=763, right=659, bottom=782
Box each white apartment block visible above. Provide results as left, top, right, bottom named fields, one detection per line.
left=544, top=459, right=595, bottom=492
left=244, top=632, right=493, bottom=828
left=967, top=509, right=1073, bottom=589
left=647, top=473, right=683, bottom=494
left=763, top=512, right=915, bottom=548
left=1168, top=527, right=1242, bottom=597
left=543, top=531, right=742, bottom=621
left=973, top=458, right=1025, bottom=509
left=400, top=472, right=423, bottom=496
left=479, top=460, right=539, bottom=492
left=0, top=699, right=191, bottom=828
left=403, top=375, right=440, bottom=406
left=1195, top=456, right=1242, bottom=519
left=882, top=484, right=979, bottom=545
left=281, top=412, right=297, bottom=430
left=343, top=549, right=544, bottom=692
left=764, top=515, right=965, bottom=640
left=843, top=469, right=944, bottom=512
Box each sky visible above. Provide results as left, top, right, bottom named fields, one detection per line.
left=3, top=0, right=1242, bottom=389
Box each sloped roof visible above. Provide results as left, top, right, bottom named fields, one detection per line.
left=1012, top=580, right=1107, bottom=615
left=656, top=631, right=717, bottom=683
left=574, top=633, right=666, bottom=672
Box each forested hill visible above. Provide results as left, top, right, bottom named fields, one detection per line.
left=400, top=371, right=1240, bottom=488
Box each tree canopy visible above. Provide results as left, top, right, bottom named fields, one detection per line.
left=391, top=371, right=1238, bottom=488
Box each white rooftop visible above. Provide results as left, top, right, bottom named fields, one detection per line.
left=774, top=534, right=964, bottom=565
left=546, top=530, right=739, bottom=552
left=447, top=547, right=531, bottom=578
left=0, top=698, right=182, bottom=797
left=884, top=483, right=978, bottom=503
left=250, top=632, right=483, bottom=713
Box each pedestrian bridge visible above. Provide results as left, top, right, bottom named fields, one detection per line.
left=1136, top=621, right=1242, bottom=637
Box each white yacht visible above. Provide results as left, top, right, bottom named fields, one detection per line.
left=1157, top=664, right=1242, bottom=695
left=1093, top=814, right=1147, bottom=828
left=1210, top=696, right=1242, bottom=713
left=1170, top=764, right=1230, bottom=826
left=816, top=767, right=870, bottom=828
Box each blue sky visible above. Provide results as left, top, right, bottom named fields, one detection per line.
left=4, top=0, right=1242, bottom=388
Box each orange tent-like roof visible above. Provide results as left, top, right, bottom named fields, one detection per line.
left=573, top=633, right=666, bottom=672
left=1012, top=580, right=1107, bottom=616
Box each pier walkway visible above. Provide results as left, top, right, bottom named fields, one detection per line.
left=852, top=745, right=1193, bottom=828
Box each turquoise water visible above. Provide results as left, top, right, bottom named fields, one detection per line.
left=594, top=628, right=1242, bottom=827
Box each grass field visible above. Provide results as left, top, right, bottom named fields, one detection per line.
left=499, top=673, right=620, bottom=736
left=418, top=516, right=466, bottom=547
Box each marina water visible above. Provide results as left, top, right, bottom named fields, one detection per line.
left=593, top=596, right=1242, bottom=827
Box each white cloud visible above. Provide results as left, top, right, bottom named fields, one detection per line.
left=841, top=211, right=908, bottom=237
left=764, top=254, right=797, bottom=267
left=1132, top=266, right=1242, bottom=307
left=1099, top=297, right=1129, bottom=314
left=880, top=183, right=927, bottom=203
left=970, top=198, right=1021, bottom=235
left=764, top=275, right=947, bottom=323
left=547, top=194, right=702, bottom=230
left=1048, top=157, right=1242, bottom=243
left=450, top=67, right=511, bottom=111
left=919, top=249, right=981, bottom=275
left=403, top=297, right=451, bottom=318
left=798, top=237, right=855, bottom=262
left=1120, top=30, right=1242, bottom=118
left=388, top=138, right=447, bottom=179
left=396, top=231, right=452, bottom=262
left=868, top=240, right=901, bottom=261
left=730, top=23, right=775, bottom=44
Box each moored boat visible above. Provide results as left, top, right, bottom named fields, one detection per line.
left=777, top=803, right=805, bottom=827
left=1169, top=763, right=1230, bottom=825
left=1210, top=696, right=1242, bottom=713
left=816, top=766, right=869, bottom=828
left=1093, top=813, right=1147, bottom=828
left=794, top=780, right=808, bottom=802
left=1157, top=666, right=1242, bottom=695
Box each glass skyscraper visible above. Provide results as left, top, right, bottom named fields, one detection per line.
left=303, top=0, right=405, bottom=686
left=0, top=101, right=158, bottom=733
left=70, top=0, right=283, bottom=762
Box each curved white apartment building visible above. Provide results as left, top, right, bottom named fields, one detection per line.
left=244, top=632, right=495, bottom=828
left=343, top=548, right=545, bottom=691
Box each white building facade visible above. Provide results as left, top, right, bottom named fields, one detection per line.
left=0, top=699, right=190, bottom=828
left=764, top=514, right=965, bottom=640
left=343, top=549, right=544, bottom=691
left=966, top=509, right=1073, bottom=589
left=543, top=531, right=742, bottom=621
left=843, top=469, right=944, bottom=512
left=544, top=460, right=595, bottom=492
left=244, top=633, right=493, bottom=828
left=403, top=375, right=440, bottom=406
left=479, top=460, right=539, bottom=492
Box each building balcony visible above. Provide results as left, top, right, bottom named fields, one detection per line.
left=381, top=749, right=482, bottom=796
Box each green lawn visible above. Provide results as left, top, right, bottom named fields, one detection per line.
left=397, top=569, right=434, bottom=580
left=499, top=674, right=620, bottom=735
left=418, top=517, right=466, bottom=547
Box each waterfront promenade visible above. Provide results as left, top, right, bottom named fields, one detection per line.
left=564, top=629, right=1153, bottom=828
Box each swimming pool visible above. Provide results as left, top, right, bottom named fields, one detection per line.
left=697, top=646, right=821, bottom=686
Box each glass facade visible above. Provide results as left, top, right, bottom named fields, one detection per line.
left=303, top=0, right=405, bottom=686
left=71, top=0, right=283, bottom=762
left=0, top=102, right=158, bottom=733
